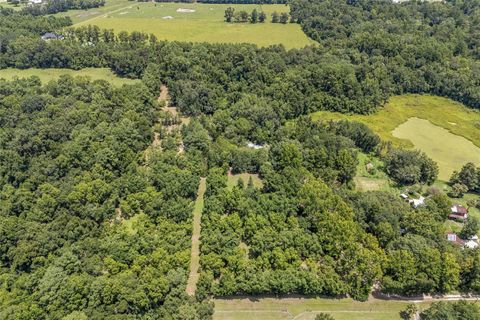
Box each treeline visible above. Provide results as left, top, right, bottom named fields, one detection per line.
left=7, top=0, right=105, bottom=15
left=2, top=4, right=480, bottom=117
left=140, top=0, right=286, bottom=4
left=0, top=9, right=387, bottom=115
left=290, top=0, right=480, bottom=109
left=224, top=8, right=290, bottom=23
left=224, top=7, right=267, bottom=23
left=0, top=77, right=212, bottom=319
left=449, top=163, right=480, bottom=199
left=401, top=301, right=480, bottom=320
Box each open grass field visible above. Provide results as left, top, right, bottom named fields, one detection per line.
left=55, top=0, right=314, bottom=49
left=227, top=173, right=263, bottom=190
left=354, top=153, right=395, bottom=192
left=213, top=297, right=439, bottom=320
left=392, top=117, right=480, bottom=180
left=0, top=0, right=22, bottom=11
left=311, top=95, right=480, bottom=181
left=0, top=68, right=139, bottom=86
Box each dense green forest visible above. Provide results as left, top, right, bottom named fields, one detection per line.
left=0, top=77, right=213, bottom=318
left=1, top=0, right=480, bottom=319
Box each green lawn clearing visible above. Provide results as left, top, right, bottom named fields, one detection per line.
left=0, top=0, right=23, bottom=11
left=0, top=68, right=139, bottom=86
left=56, top=0, right=314, bottom=49
left=354, top=153, right=395, bottom=192
left=213, top=297, right=438, bottom=320
left=227, top=173, right=263, bottom=190
left=186, top=177, right=206, bottom=296
left=311, top=95, right=480, bottom=181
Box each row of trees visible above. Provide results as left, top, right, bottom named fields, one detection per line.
left=224, top=8, right=266, bottom=23
left=224, top=8, right=289, bottom=23
left=16, top=0, right=105, bottom=15
left=148, top=0, right=286, bottom=3
left=401, top=301, right=480, bottom=320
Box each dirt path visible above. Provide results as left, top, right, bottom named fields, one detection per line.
left=74, top=2, right=148, bottom=26
left=186, top=177, right=206, bottom=296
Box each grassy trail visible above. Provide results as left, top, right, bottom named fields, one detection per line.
left=186, top=177, right=206, bottom=296
left=73, top=1, right=149, bottom=26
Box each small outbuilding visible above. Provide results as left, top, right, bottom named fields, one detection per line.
left=247, top=142, right=265, bottom=150
left=409, top=196, right=425, bottom=208
left=449, top=204, right=468, bottom=220
left=446, top=232, right=464, bottom=246
left=465, top=240, right=479, bottom=250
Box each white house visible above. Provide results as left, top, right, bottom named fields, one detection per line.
left=247, top=142, right=265, bottom=150
left=409, top=196, right=425, bottom=208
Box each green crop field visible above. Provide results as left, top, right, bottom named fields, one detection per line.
left=213, top=297, right=439, bottom=320
left=311, top=94, right=480, bottom=181
left=0, top=68, right=140, bottom=86
left=55, top=0, right=314, bottom=49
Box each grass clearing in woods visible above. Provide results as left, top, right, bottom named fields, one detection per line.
left=227, top=173, right=263, bottom=190
left=0, top=68, right=139, bottom=86
left=354, top=153, right=394, bottom=192
left=56, top=0, right=315, bottom=49
left=311, top=94, right=480, bottom=181
left=186, top=177, right=206, bottom=296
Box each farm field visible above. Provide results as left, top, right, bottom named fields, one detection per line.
left=213, top=297, right=437, bottom=320
left=311, top=95, right=480, bottom=181
left=0, top=68, right=139, bottom=86
left=55, top=0, right=314, bottom=49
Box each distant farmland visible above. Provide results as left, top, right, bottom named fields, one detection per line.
left=54, top=0, right=314, bottom=49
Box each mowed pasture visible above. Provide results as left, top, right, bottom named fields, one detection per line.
left=213, top=297, right=439, bottom=320
left=392, top=117, right=480, bottom=180
left=311, top=95, right=480, bottom=181
left=56, top=0, right=314, bottom=49
left=0, top=68, right=139, bottom=86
